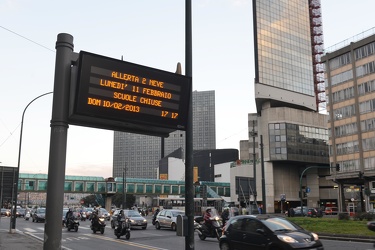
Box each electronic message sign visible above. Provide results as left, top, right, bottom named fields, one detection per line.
left=69, top=51, right=191, bottom=137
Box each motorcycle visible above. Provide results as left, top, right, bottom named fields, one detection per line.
left=152, top=210, right=159, bottom=225
left=195, top=209, right=223, bottom=241
left=114, top=218, right=131, bottom=240
left=80, top=212, right=87, bottom=221
left=90, top=215, right=106, bottom=234
left=66, top=216, right=79, bottom=232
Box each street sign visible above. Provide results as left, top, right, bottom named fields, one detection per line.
left=69, top=51, right=192, bottom=137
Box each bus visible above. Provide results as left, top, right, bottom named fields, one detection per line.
left=152, top=197, right=226, bottom=216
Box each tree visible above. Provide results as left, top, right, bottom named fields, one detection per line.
left=81, top=195, right=98, bottom=207
left=111, top=193, right=136, bottom=209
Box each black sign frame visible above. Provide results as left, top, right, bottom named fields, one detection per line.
left=69, top=51, right=191, bottom=137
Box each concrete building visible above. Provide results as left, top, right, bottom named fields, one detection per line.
left=323, top=31, right=375, bottom=213
left=244, top=0, right=334, bottom=213
left=113, top=90, right=216, bottom=179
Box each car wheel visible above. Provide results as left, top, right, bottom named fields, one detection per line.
left=155, top=222, right=161, bottom=230
left=220, top=242, right=230, bottom=250
left=171, top=223, right=176, bottom=231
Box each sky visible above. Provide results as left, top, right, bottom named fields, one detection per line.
left=0, top=0, right=374, bottom=177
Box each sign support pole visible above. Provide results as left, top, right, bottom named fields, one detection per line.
left=185, top=0, right=194, bottom=249
left=44, top=33, right=73, bottom=250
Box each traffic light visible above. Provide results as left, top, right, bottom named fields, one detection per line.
left=336, top=164, right=340, bottom=172
left=303, top=192, right=307, bottom=198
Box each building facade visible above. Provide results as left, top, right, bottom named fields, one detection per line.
left=247, top=0, right=334, bottom=213
left=323, top=32, right=375, bottom=213
left=113, top=90, right=216, bottom=179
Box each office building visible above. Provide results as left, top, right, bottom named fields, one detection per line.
left=113, top=90, right=216, bottom=179
left=323, top=31, right=375, bottom=213
left=245, top=0, right=333, bottom=213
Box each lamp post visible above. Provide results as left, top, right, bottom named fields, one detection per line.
left=123, top=165, right=127, bottom=209
left=10, top=91, right=52, bottom=233
left=250, top=123, right=257, bottom=206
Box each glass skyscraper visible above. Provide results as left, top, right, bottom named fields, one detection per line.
left=253, top=0, right=316, bottom=112
left=113, top=90, right=216, bottom=179
left=248, top=0, right=332, bottom=213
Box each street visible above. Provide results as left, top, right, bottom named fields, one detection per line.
left=0, top=216, right=375, bottom=250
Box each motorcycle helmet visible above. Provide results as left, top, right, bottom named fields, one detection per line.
left=206, top=208, right=211, bottom=213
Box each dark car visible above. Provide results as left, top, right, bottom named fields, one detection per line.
left=219, top=215, right=324, bottom=250
left=16, top=208, right=26, bottom=217
left=32, top=208, right=46, bottom=223
left=293, top=207, right=309, bottom=217
left=307, top=208, right=323, bottom=218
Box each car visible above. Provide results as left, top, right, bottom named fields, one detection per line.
left=125, top=209, right=148, bottom=230
left=16, top=208, right=26, bottom=218
left=307, top=208, right=323, bottom=218
left=325, top=207, right=338, bottom=215
left=1, top=208, right=10, bottom=217
left=293, top=207, right=309, bottom=217
left=219, top=215, right=324, bottom=250
left=99, top=208, right=110, bottom=221
left=32, top=207, right=46, bottom=223
left=155, top=209, right=185, bottom=231
left=85, top=207, right=94, bottom=218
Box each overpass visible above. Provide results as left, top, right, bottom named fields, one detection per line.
left=18, top=173, right=230, bottom=197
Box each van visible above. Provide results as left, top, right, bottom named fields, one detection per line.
left=325, top=207, right=338, bottom=215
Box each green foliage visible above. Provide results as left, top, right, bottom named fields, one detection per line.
left=338, top=212, right=349, bottom=220
left=287, top=217, right=374, bottom=236
left=111, top=193, right=136, bottom=209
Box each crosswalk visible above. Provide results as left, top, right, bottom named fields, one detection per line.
left=23, top=225, right=93, bottom=233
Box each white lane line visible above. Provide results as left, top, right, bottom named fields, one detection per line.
left=23, top=228, right=37, bottom=233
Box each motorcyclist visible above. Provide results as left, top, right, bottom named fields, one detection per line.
left=221, top=207, right=229, bottom=226
left=65, top=208, right=73, bottom=227
left=204, top=208, right=213, bottom=232
left=117, top=210, right=125, bottom=230
left=152, top=208, right=160, bottom=225
left=90, top=209, right=99, bottom=226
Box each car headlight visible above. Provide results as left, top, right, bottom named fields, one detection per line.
left=277, top=235, right=298, bottom=243
left=214, top=216, right=220, bottom=220
left=130, top=219, right=135, bottom=223
left=99, top=218, right=105, bottom=222
left=143, top=219, right=147, bottom=222
left=311, top=232, right=319, bottom=241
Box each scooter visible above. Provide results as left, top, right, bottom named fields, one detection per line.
left=195, top=209, right=223, bottom=241
left=114, top=218, right=131, bottom=240
left=66, top=216, right=80, bottom=232
left=90, top=216, right=106, bottom=234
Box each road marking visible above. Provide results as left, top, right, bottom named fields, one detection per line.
left=24, top=228, right=37, bottom=233
left=83, top=233, right=169, bottom=250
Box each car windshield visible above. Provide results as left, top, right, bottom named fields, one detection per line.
left=262, top=217, right=302, bottom=232
left=172, top=211, right=185, bottom=217
left=37, top=208, right=46, bottom=213
left=126, top=210, right=142, bottom=217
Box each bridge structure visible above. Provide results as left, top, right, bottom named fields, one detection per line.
left=18, top=173, right=230, bottom=197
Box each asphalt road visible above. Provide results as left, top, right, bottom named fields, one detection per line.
left=1, top=216, right=375, bottom=250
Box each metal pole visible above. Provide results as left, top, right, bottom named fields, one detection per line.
left=10, top=91, right=52, bottom=233
left=185, top=0, right=194, bottom=249
left=252, top=121, right=257, bottom=205
left=260, top=135, right=266, bottom=214
left=123, top=165, right=127, bottom=209
left=44, top=33, right=73, bottom=250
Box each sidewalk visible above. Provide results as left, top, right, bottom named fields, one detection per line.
left=0, top=229, right=43, bottom=250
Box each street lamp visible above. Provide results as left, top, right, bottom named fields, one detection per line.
left=123, top=165, right=127, bottom=209
left=250, top=125, right=257, bottom=205
left=10, top=91, right=52, bottom=233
